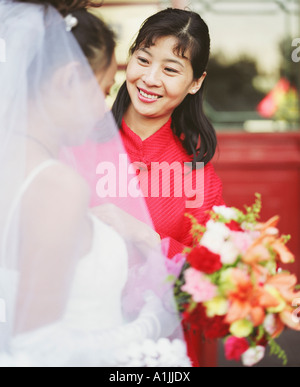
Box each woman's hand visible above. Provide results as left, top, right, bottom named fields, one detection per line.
left=91, top=203, right=161, bottom=249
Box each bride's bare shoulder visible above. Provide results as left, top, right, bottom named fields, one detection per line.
left=26, top=160, right=90, bottom=209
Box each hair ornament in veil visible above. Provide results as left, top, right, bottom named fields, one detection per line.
left=64, top=14, right=78, bottom=32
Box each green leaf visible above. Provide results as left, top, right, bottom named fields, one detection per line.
left=184, top=213, right=206, bottom=244
left=281, top=235, right=291, bottom=244
left=166, top=274, right=176, bottom=283
left=255, top=325, right=265, bottom=343
left=242, top=193, right=262, bottom=224
left=267, top=336, right=288, bottom=366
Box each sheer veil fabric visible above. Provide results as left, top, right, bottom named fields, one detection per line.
left=0, top=1, right=190, bottom=367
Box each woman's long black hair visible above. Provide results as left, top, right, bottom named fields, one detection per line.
left=112, top=8, right=217, bottom=168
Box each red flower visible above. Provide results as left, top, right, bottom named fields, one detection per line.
left=183, top=305, right=230, bottom=339
left=224, top=336, right=250, bottom=362
left=182, top=304, right=203, bottom=331
left=187, top=245, right=222, bottom=274
left=226, top=220, right=243, bottom=232
left=203, top=316, right=230, bottom=340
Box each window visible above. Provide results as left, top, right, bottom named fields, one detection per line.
left=184, top=0, right=300, bottom=132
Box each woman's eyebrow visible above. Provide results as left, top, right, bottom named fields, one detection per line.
left=139, top=47, right=185, bottom=68
left=139, top=47, right=152, bottom=56
left=163, top=58, right=184, bottom=68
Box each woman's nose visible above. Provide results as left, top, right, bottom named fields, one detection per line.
left=141, top=66, right=162, bottom=87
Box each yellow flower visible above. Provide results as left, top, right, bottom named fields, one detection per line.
left=219, top=268, right=236, bottom=296
left=230, top=319, right=254, bottom=338
left=265, top=285, right=286, bottom=313
left=204, top=296, right=229, bottom=318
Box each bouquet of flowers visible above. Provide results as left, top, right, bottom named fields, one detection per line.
left=171, top=194, right=300, bottom=366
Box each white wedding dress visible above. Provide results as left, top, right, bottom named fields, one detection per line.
left=0, top=160, right=190, bottom=367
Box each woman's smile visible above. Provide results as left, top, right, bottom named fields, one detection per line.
left=137, top=87, right=163, bottom=103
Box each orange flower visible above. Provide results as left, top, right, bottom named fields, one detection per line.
left=225, top=269, right=279, bottom=327
left=280, top=307, right=300, bottom=331
left=243, top=241, right=273, bottom=264
left=266, top=273, right=300, bottom=304
left=251, top=263, right=271, bottom=284
left=255, top=215, right=280, bottom=233
left=242, top=215, right=294, bottom=265
left=263, top=273, right=300, bottom=332
left=270, top=238, right=294, bottom=264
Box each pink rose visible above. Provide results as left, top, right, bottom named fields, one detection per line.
left=181, top=268, right=217, bottom=303
left=230, top=231, right=253, bottom=254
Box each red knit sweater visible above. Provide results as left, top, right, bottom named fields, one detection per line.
left=120, top=118, right=225, bottom=257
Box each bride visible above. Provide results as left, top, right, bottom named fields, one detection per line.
left=0, top=1, right=190, bottom=367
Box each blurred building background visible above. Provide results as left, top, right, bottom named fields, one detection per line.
left=95, top=0, right=300, bottom=367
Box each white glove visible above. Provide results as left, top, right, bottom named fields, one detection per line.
left=138, top=290, right=179, bottom=339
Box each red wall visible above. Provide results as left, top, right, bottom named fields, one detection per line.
left=212, top=131, right=300, bottom=279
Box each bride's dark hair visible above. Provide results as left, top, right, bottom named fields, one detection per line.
left=71, top=8, right=115, bottom=72
left=15, top=0, right=103, bottom=15
left=16, top=0, right=115, bottom=73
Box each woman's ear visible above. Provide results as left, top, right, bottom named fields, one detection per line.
left=189, top=72, right=207, bottom=95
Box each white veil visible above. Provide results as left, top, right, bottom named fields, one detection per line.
left=0, top=1, right=189, bottom=367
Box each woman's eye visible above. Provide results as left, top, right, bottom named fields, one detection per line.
left=165, top=67, right=179, bottom=74
left=137, top=57, right=149, bottom=65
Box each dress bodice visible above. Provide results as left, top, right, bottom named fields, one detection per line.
left=63, top=214, right=128, bottom=331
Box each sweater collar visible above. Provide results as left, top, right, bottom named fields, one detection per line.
left=121, top=117, right=174, bottom=161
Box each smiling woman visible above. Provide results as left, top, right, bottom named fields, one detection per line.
left=124, top=36, right=205, bottom=139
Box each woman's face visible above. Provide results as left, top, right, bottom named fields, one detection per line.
left=95, top=53, right=118, bottom=97
left=126, top=36, right=203, bottom=122
left=64, top=54, right=117, bottom=145
left=47, top=53, right=118, bottom=146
